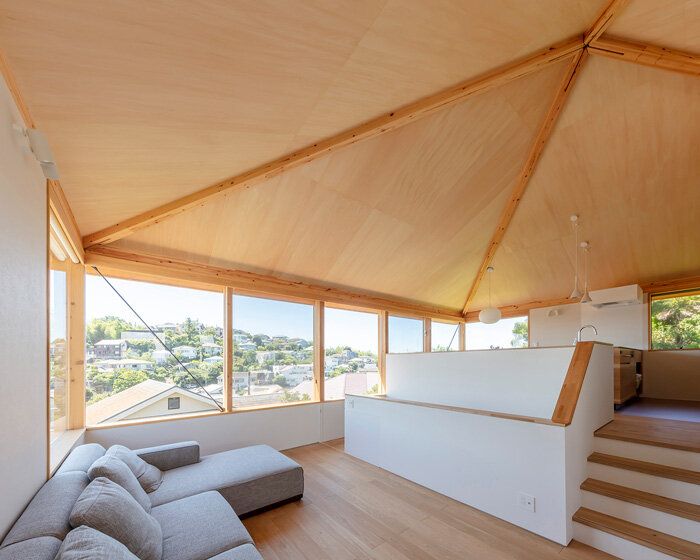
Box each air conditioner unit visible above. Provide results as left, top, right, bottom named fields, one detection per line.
left=587, top=285, right=643, bottom=309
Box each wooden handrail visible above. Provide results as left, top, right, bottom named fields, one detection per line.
left=551, top=341, right=595, bottom=425
left=347, top=394, right=565, bottom=426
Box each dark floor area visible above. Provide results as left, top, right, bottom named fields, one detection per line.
left=617, top=397, right=700, bottom=423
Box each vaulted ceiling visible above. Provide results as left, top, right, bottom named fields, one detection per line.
left=1, top=0, right=698, bottom=314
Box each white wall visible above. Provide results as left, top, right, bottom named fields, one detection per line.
left=386, top=347, right=575, bottom=418
left=530, top=298, right=648, bottom=350
left=85, top=400, right=346, bottom=455
left=0, top=78, right=48, bottom=539
left=642, top=350, right=700, bottom=401
left=346, top=343, right=613, bottom=545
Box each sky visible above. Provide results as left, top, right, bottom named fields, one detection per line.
left=85, top=274, right=526, bottom=351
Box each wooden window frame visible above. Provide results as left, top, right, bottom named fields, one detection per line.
left=429, top=318, right=465, bottom=352
left=648, top=289, right=700, bottom=352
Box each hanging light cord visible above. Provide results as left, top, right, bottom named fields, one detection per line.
left=91, top=266, right=224, bottom=412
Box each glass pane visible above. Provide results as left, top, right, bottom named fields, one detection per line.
left=465, top=316, right=528, bottom=350
left=651, top=294, right=700, bottom=349
left=232, top=295, right=314, bottom=409
left=388, top=316, right=423, bottom=353
left=431, top=321, right=460, bottom=352
left=85, top=275, right=224, bottom=424
left=49, top=269, right=68, bottom=441
left=323, top=308, right=379, bottom=400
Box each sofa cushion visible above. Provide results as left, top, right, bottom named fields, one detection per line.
left=107, top=445, right=163, bottom=493
left=151, top=491, right=252, bottom=560
left=56, top=526, right=139, bottom=559
left=69, top=477, right=162, bottom=560
left=56, top=444, right=106, bottom=475
left=88, top=455, right=151, bottom=512
left=0, top=536, right=62, bottom=560
left=208, top=544, right=264, bottom=560
left=149, top=445, right=303, bottom=515
left=135, top=441, right=200, bottom=471
left=2, top=471, right=89, bottom=546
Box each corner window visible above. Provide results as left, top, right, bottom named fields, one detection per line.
left=650, top=291, right=700, bottom=349
left=85, top=275, right=224, bottom=424
left=49, top=264, right=69, bottom=441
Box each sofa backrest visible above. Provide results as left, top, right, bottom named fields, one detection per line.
left=56, top=443, right=106, bottom=475
left=0, top=444, right=105, bottom=557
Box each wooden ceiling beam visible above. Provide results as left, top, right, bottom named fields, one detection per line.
left=589, top=37, right=700, bottom=77
left=84, top=245, right=464, bottom=322
left=461, top=49, right=588, bottom=316
left=584, top=0, right=631, bottom=45
left=82, top=36, right=584, bottom=248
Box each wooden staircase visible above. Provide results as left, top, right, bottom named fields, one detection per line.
left=572, top=416, right=700, bottom=560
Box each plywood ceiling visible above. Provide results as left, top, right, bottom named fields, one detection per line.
left=112, top=61, right=571, bottom=309
left=1, top=0, right=698, bottom=313
left=607, top=0, right=700, bottom=53
left=471, top=55, right=700, bottom=309
left=0, top=0, right=606, bottom=235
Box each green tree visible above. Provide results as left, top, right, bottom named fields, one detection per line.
left=86, top=316, right=133, bottom=346
left=511, top=321, right=528, bottom=348
left=272, top=374, right=288, bottom=387
left=113, top=369, right=148, bottom=393
left=651, top=295, right=700, bottom=349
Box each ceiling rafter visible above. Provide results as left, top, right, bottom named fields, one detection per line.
left=82, top=36, right=584, bottom=248
left=584, top=0, right=631, bottom=45
left=589, top=36, right=700, bottom=77
left=460, top=49, right=588, bottom=316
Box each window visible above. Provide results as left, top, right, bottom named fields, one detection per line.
left=324, top=307, right=379, bottom=400
left=232, top=295, right=314, bottom=409
left=465, top=316, right=528, bottom=350
left=388, top=315, right=423, bottom=353
left=431, top=321, right=460, bottom=352
left=85, top=275, right=224, bottom=424
left=49, top=264, right=69, bottom=441
left=650, top=291, right=700, bottom=349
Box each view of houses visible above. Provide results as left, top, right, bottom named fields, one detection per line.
left=83, top=316, right=378, bottom=424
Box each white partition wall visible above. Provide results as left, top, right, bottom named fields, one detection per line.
left=386, top=347, right=575, bottom=418
left=346, top=344, right=613, bottom=545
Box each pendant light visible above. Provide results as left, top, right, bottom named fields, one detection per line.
left=580, top=241, right=592, bottom=303
left=569, top=215, right=582, bottom=299
left=479, top=266, right=501, bottom=324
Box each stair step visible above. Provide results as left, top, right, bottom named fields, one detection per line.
left=594, top=416, right=700, bottom=453
left=588, top=453, right=700, bottom=485
left=581, top=478, right=700, bottom=522
left=572, top=507, right=700, bottom=560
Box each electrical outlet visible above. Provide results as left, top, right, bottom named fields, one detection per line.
left=347, top=398, right=354, bottom=408
left=517, top=492, right=535, bottom=512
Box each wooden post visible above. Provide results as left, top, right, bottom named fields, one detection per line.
left=223, top=287, right=234, bottom=412
left=68, top=262, right=85, bottom=430
left=378, top=311, right=388, bottom=393
left=423, top=318, right=431, bottom=352
left=459, top=322, right=466, bottom=351
left=313, top=301, right=325, bottom=402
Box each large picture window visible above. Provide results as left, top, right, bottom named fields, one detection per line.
left=323, top=307, right=379, bottom=400
left=49, top=264, right=69, bottom=441
left=431, top=320, right=460, bottom=352
left=388, top=315, right=423, bottom=353
left=84, top=275, right=224, bottom=424
left=650, top=291, right=700, bottom=349
left=465, top=316, right=528, bottom=350
left=232, top=295, right=314, bottom=409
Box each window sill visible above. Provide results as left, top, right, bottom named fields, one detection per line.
left=49, top=428, right=86, bottom=477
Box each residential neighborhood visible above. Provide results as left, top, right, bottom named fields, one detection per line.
left=84, top=316, right=378, bottom=423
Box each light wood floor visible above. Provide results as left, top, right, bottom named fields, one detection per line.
left=243, top=439, right=617, bottom=560
left=595, top=414, right=700, bottom=452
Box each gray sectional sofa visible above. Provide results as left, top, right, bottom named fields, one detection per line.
left=0, top=441, right=304, bottom=560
